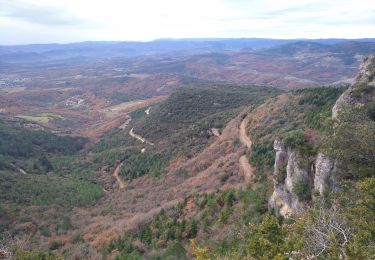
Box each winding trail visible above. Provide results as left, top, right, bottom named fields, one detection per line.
left=129, top=128, right=154, bottom=146
left=238, top=113, right=256, bottom=184
left=239, top=114, right=252, bottom=148
left=112, top=162, right=125, bottom=189
left=119, top=117, right=132, bottom=130
left=239, top=155, right=254, bottom=184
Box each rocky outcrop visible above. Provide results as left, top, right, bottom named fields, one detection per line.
left=314, top=153, right=337, bottom=194
left=333, top=54, right=375, bottom=118
left=269, top=143, right=340, bottom=217
left=269, top=140, right=293, bottom=216
left=269, top=140, right=310, bottom=217
left=270, top=54, right=375, bottom=217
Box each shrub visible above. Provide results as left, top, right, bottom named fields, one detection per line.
left=49, top=241, right=63, bottom=250
left=189, top=220, right=198, bottom=238
left=276, top=162, right=287, bottom=183
left=352, top=83, right=373, bottom=97
left=162, top=242, right=187, bottom=260
left=224, top=189, right=236, bottom=207
left=251, top=141, right=275, bottom=169
left=219, top=208, right=232, bottom=224
left=293, top=179, right=310, bottom=201
left=58, top=216, right=73, bottom=231
left=13, top=248, right=59, bottom=260
left=117, top=250, right=142, bottom=260
left=139, top=226, right=152, bottom=245
left=367, top=99, right=375, bottom=121
left=283, top=129, right=306, bottom=149
left=191, top=240, right=210, bottom=260
left=40, top=226, right=51, bottom=237
left=246, top=215, right=285, bottom=259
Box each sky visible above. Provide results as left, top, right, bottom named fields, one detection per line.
left=0, top=0, right=375, bottom=45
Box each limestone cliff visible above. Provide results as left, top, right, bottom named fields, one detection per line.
left=269, top=140, right=309, bottom=216
left=333, top=54, right=375, bottom=118
left=269, top=141, right=340, bottom=217
left=269, top=54, right=375, bottom=217
left=314, top=153, right=337, bottom=194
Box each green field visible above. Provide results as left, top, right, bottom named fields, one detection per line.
left=17, top=112, right=65, bottom=123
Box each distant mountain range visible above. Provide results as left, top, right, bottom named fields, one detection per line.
left=2, top=38, right=375, bottom=90
left=1, top=38, right=375, bottom=64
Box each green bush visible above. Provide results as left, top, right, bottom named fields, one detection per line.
left=283, top=129, right=306, bottom=149
left=162, top=242, right=187, bottom=260
left=367, top=99, right=375, bottom=121
left=49, top=241, right=63, bottom=250
left=293, top=179, right=310, bottom=201
left=250, top=141, right=275, bottom=169
left=58, top=216, right=73, bottom=231
left=276, top=162, right=287, bottom=183
left=189, top=219, right=198, bottom=238
left=13, top=248, right=58, bottom=260
left=246, top=215, right=285, bottom=259
left=225, top=189, right=236, bottom=207
left=116, top=250, right=142, bottom=260
left=219, top=208, right=232, bottom=224
left=139, top=226, right=152, bottom=245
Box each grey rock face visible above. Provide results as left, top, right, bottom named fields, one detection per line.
left=273, top=139, right=287, bottom=180
left=269, top=145, right=341, bottom=217
left=269, top=54, right=375, bottom=217
left=314, top=153, right=335, bottom=195
left=333, top=54, right=375, bottom=118
left=269, top=140, right=310, bottom=217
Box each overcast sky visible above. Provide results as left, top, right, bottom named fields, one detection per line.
left=0, top=0, right=375, bottom=45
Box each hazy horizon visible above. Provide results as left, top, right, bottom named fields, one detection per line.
left=2, top=37, right=375, bottom=47
left=1, top=0, right=375, bottom=45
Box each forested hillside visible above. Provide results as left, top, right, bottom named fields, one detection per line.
left=93, top=84, right=281, bottom=181
left=0, top=119, right=103, bottom=249
left=103, top=87, right=350, bottom=259
left=105, top=55, right=375, bottom=259
left=1, top=55, right=374, bottom=259
left=0, top=83, right=281, bottom=258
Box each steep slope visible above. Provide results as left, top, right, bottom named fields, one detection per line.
left=0, top=83, right=281, bottom=258
left=101, top=55, right=375, bottom=260
left=174, top=55, right=375, bottom=260
left=267, top=55, right=375, bottom=216
left=241, top=87, right=343, bottom=216
left=333, top=54, right=375, bottom=117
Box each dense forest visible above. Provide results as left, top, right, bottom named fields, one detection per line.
left=93, top=84, right=281, bottom=180
left=0, top=119, right=102, bottom=237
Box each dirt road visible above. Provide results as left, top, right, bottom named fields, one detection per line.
left=239, top=114, right=252, bottom=148
left=119, top=117, right=131, bottom=130
left=113, top=162, right=125, bottom=189
left=238, top=113, right=255, bottom=183
left=239, top=155, right=255, bottom=183
left=129, top=128, right=154, bottom=146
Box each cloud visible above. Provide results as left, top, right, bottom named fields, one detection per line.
left=0, top=0, right=84, bottom=26
left=0, top=0, right=374, bottom=44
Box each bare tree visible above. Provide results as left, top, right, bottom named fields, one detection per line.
left=304, top=202, right=353, bottom=259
